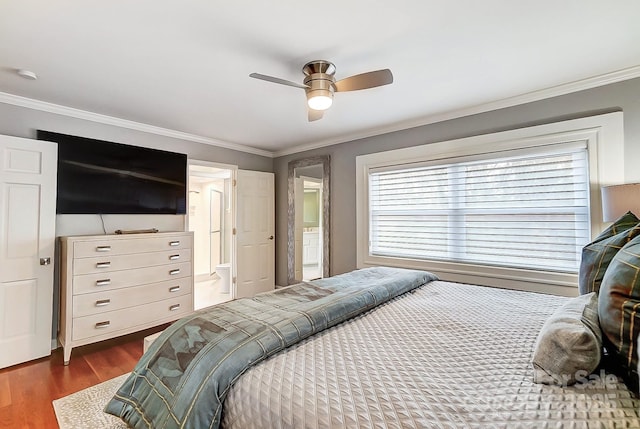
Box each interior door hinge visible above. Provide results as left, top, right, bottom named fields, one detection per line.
left=233, top=179, right=237, bottom=187
left=232, top=277, right=236, bottom=284
left=232, top=228, right=237, bottom=235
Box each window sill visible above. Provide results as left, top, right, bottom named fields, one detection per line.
left=359, top=254, right=579, bottom=297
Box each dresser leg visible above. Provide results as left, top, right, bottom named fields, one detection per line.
left=63, top=346, right=72, bottom=365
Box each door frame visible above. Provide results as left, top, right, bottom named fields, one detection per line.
left=186, top=159, right=237, bottom=299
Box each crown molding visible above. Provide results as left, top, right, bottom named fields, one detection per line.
left=0, top=92, right=274, bottom=158
left=273, top=65, right=640, bottom=157
left=2, top=65, right=639, bottom=160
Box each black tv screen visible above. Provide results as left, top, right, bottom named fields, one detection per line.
left=38, top=131, right=187, bottom=214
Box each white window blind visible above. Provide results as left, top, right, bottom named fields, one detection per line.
left=369, top=145, right=590, bottom=273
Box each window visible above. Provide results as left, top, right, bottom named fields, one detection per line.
left=369, top=144, right=589, bottom=273
left=356, top=113, right=624, bottom=295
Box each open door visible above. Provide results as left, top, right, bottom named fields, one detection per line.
left=0, top=134, right=57, bottom=368
left=236, top=170, right=275, bottom=298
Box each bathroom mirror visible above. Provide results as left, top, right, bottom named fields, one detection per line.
left=287, top=155, right=330, bottom=285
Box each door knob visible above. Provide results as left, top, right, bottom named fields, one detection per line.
left=40, top=257, right=51, bottom=266
left=268, top=235, right=274, bottom=240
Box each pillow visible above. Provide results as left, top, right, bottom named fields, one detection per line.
left=596, top=211, right=639, bottom=240
left=532, top=292, right=602, bottom=386
left=598, top=234, right=640, bottom=393
left=578, top=212, right=640, bottom=295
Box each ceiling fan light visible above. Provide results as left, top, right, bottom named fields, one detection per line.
left=307, top=93, right=333, bottom=111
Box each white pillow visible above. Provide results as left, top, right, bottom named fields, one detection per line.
left=531, top=292, right=602, bottom=386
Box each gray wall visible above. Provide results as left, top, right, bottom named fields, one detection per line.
left=0, top=101, right=273, bottom=341
left=0, top=103, right=273, bottom=171
left=273, top=77, right=640, bottom=286
left=0, top=102, right=273, bottom=237
left=3, top=77, right=640, bottom=325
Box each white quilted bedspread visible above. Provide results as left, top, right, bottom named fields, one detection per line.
left=222, top=281, right=640, bottom=428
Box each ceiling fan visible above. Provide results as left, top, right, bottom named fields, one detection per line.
left=249, top=60, right=393, bottom=121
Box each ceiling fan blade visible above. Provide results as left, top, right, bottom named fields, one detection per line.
left=249, top=73, right=309, bottom=89
left=334, top=69, right=393, bottom=92
left=308, top=108, right=324, bottom=122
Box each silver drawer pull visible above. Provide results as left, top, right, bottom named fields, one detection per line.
left=96, top=246, right=111, bottom=252
left=95, top=321, right=111, bottom=328
left=169, top=304, right=181, bottom=311
left=169, top=241, right=180, bottom=247
left=96, top=262, right=111, bottom=268
left=169, top=286, right=181, bottom=293
left=169, top=254, right=180, bottom=260
left=169, top=269, right=180, bottom=275
left=96, top=279, right=111, bottom=286
left=95, top=299, right=111, bottom=307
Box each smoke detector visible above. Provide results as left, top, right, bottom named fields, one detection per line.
left=16, top=69, right=38, bottom=80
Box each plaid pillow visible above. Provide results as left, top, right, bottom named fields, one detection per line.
left=597, top=211, right=640, bottom=240
left=578, top=212, right=640, bottom=295
left=599, top=234, right=640, bottom=393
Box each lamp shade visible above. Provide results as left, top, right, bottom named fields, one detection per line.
left=307, top=94, right=333, bottom=110
left=306, top=87, right=333, bottom=111
left=601, top=183, right=640, bottom=222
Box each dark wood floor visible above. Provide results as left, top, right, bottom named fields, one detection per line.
left=0, top=324, right=168, bottom=429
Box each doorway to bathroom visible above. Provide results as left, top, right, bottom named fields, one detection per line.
left=295, top=174, right=323, bottom=281
left=187, top=161, right=236, bottom=310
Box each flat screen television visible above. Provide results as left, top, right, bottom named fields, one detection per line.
left=38, top=130, right=187, bottom=214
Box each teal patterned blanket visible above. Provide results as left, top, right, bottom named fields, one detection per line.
left=104, top=267, right=437, bottom=429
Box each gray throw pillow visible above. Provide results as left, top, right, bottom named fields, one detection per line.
left=532, top=292, right=602, bottom=386
left=578, top=213, right=640, bottom=295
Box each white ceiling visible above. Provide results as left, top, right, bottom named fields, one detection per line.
left=1, top=1, right=639, bottom=157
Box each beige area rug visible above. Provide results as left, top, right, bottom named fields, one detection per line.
left=53, top=373, right=129, bottom=429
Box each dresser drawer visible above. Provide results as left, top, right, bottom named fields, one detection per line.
left=72, top=277, right=192, bottom=317
left=73, top=234, right=192, bottom=258
left=72, top=294, right=192, bottom=341
left=73, top=248, right=192, bottom=275
left=73, top=261, right=191, bottom=295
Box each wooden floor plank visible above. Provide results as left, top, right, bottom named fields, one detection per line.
left=0, top=324, right=166, bottom=428
left=0, top=404, right=16, bottom=429
left=0, top=372, right=11, bottom=408
left=84, top=341, right=140, bottom=382
left=49, top=350, right=103, bottom=398
left=10, top=367, right=56, bottom=429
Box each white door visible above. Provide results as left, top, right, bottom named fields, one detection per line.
left=0, top=135, right=57, bottom=369
left=236, top=170, right=274, bottom=298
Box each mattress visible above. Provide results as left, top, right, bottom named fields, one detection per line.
left=222, top=281, right=640, bottom=428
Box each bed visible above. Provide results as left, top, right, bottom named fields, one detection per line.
left=223, top=278, right=640, bottom=428
left=105, top=266, right=640, bottom=428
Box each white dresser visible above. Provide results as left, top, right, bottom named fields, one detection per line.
left=58, top=231, right=194, bottom=364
